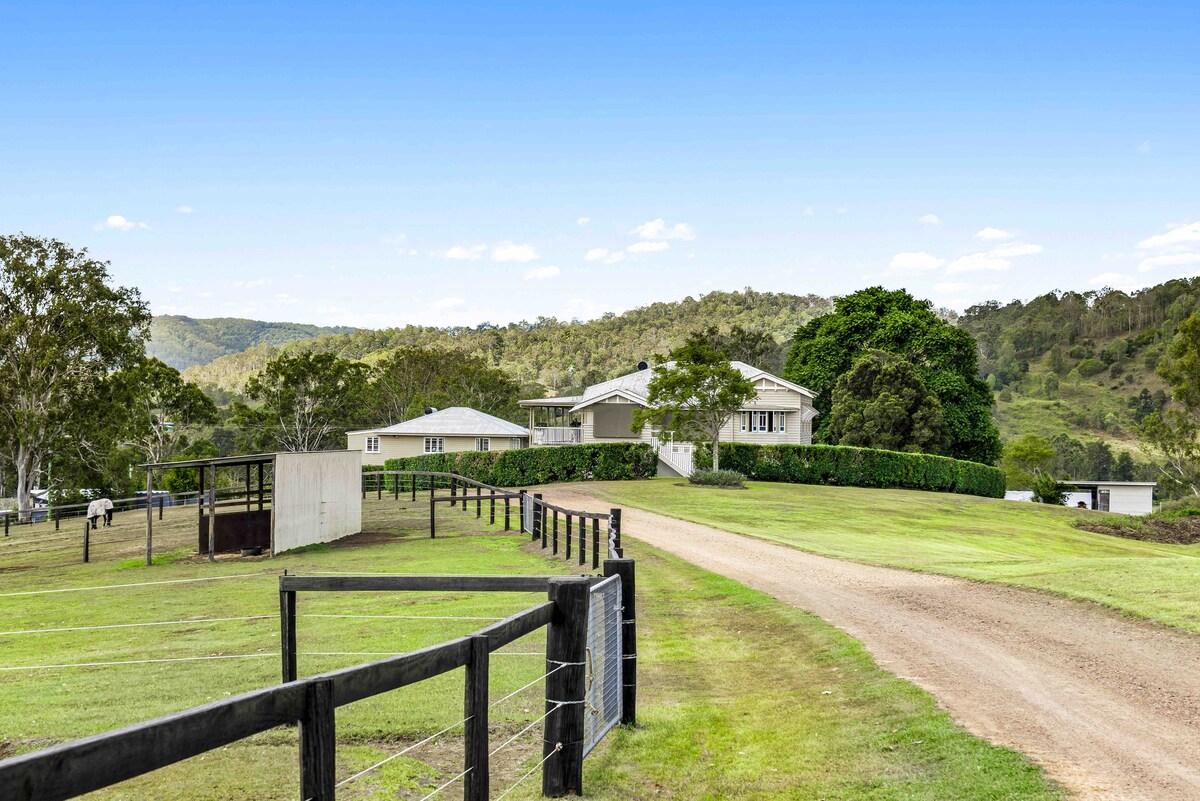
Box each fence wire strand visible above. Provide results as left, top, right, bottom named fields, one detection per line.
left=489, top=703, right=562, bottom=758
left=0, top=573, right=264, bottom=598
left=335, top=715, right=472, bottom=789
left=489, top=663, right=565, bottom=709
left=415, top=766, right=472, bottom=801
left=493, top=743, right=562, bottom=801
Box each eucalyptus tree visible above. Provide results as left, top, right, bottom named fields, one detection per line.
left=0, top=234, right=150, bottom=519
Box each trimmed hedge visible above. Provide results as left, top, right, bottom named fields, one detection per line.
left=382, top=443, right=658, bottom=487
left=704, top=442, right=1005, bottom=498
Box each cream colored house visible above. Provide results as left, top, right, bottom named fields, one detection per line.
left=347, top=407, right=529, bottom=464
left=519, top=362, right=818, bottom=476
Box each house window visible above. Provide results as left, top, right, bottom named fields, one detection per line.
left=510, top=437, right=523, bottom=449
left=747, top=411, right=785, bottom=433
left=424, top=437, right=444, bottom=454
left=364, top=436, right=380, bottom=454
left=740, top=412, right=747, bottom=432
left=475, top=437, right=490, bottom=451
left=777, top=412, right=786, bottom=433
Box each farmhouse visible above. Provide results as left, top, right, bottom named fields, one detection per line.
left=520, top=361, right=818, bottom=476
left=347, top=406, right=529, bottom=464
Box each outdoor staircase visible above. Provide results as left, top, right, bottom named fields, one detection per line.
left=654, top=440, right=695, bottom=477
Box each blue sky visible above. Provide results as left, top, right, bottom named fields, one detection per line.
left=2, top=1, right=1198, bottom=328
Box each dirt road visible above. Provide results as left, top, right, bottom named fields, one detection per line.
left=544, top=488, right=1200, bottom=801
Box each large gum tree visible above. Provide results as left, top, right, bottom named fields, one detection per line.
left=0, top=234, right=150, bottom=519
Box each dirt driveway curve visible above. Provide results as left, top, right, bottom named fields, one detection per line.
left=543, top=488, right=1200, bottom=801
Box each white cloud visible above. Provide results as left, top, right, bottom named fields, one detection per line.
left=887, top=251, right=945, bottom=273
left=576, top=217, right=590, bottom=225
left=233, top=278, right=269, bottom=289
left=933, top=282, right=969, bottom=294
left=524, top=265, right=561, bottom=281
left=604, top=250, right=626, bottom=264
left=175, top=206, right=194, bottom=214
left=631, top=218, right=695, bottom=241
left=919, top=214, right=942, bottom=225
left=989, top=242, right=1044, bottom=258
left=430, top=297, right=465, bottom=311
left=975, top=227, right=1011, bottom=241
left=1138, top=140, right=1151, bottom=155
left=94, top=215, right=148, bottom=231
left=490, top=241, right=540, bottom=263
left=1138, top=221, right=1200, bottom=250
left=1090, top=272, right=1142, bottom=293
left=1138, top=252, right=1200, bottom=273
left=584, top=247, right=626, bottom=264
left=585, top=248, right=609, bottom=262
left=627, top=241, right=670, bottom=254
left=438, top=244, right=486, bottom=261
left=274, top=293, right=298, bottom=305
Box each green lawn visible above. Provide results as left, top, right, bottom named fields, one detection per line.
left=0, top=495, right=1062, bottom=799
left=586, top=478, right=1200, bottom=635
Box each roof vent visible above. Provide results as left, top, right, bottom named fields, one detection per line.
left=637, top=360, right=649, bottom=371
left=424, top=407, right=438, bottom=416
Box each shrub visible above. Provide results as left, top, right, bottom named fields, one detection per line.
left=688, top=469, right=746, bottom=488
left=1031, top=474, right=1071, bottom=505
left=711, top=442, right=1005, bottom=498
left=383, top=443, right=658, bottom=487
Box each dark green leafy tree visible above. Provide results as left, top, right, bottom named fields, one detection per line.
left=1083, top=441, right=1115, bottom=480
left=1001, top=433, right=1056, bottom=489
left=827, top=350, right=948, bottom=454
left=1114, top=451, right=1136, bottom=481
left=784, top=287, right=1001, bottom=464
left=113, top=358, right=218, bottom=464
left=696, top=325, right=782, bottom=372
left=1139, top=313, right=1200, bottom=495
left=632, top=336, right=757, bottom=472
left=1031, top=473, right=1071, bottom=505
left=0, top=234, right=150, bottom=519
left=233, top=352, right=372, bottom=452
left=368, top=346, right=521, bottom=425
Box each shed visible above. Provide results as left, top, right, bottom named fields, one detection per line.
left=347, top=407, right=529, bottom=463
left=141, top=451, right=362, bottom=560
left=1064, top=480, right=1157, bottom=515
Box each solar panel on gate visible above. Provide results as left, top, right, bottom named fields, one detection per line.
left=583, top=574, right=623, bottom=756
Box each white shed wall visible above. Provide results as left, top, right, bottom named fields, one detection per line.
left=1105, top=485, right=1154, bottom=516
left=273, top=451, right=362, bottom=554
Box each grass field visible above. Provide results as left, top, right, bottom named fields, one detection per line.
left=586, top=478, right=1200, bottom=635
left=0, top=494, right=1063, bottom=799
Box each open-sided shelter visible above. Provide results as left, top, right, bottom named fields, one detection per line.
left=141, top=450, right=362, bottom=560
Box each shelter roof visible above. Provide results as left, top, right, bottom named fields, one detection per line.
left=349, top=407, right=529, bottom=438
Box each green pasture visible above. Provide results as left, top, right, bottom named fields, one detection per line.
left=0, top=494, right=1061, bottom=799
left=588, top=478, right=1200, bottom=634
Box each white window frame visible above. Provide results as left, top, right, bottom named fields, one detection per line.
left=740, top=411, right=747, bottom=432
left=510, top=437, right=523, bottom=449
left=777, top=412, right=786, bottom=433
left=753, top=411, right=770, bottom=432
left=424, top=437, right=445, bottom=454
left=364, top=435, right=380, bottom=454
left=475, top=437, right=491, bottom=451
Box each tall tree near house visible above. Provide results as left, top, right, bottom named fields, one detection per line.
left=827, top=350, right=949, bottom=454
left=0, top=234, right=150, bottom=520
left=114, top=358, right=219, bottom=464
left=368, top=346, right=522, bottom=425
left=631, top=336, right=756, bottom=472
left=233, top=351, right=372, bottom=452
left=785, top=286, right=1001, bottom=465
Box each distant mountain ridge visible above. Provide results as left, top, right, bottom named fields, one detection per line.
left=148, top=316, right=355, bottom=371
left=179, top=289, right=833, bottom=393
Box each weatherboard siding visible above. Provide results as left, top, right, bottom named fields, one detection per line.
left=348, top=433, right=527, bottom=464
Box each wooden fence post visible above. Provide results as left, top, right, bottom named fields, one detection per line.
left=429, top=494, right=436, bottom=538
left=300, top=678, right=336, bottom=801
left=476, top=485, right=482, bottom=519
left=207, top=464, right=217, bottom=563
left=591, top=518, right=600, bottom=570
left=145, top=470, right=154, bottom=566
left=565, top=514, right=572, bottom=560
left=394, top=473, right=400, bottom=501
left=578, top=516, right=586, bottom=567
left=604, top=559, right=637, bottom=725
left=4, top=512, right=9, bottom=537
left=518, top=490, right=526, bottom=534
left=83, top=521, right=90, bottom=563
left=54, top=509, right=59, bottom=531
left=451, top=479, right=457, bottom=510
left=280, top=575, right=297, bottom=684
left=158, top=495, right=164, bottom=521
left=504, top=495, right=511, bottom=531
left=542, top=577, right=589, bottom=797
left=489, top=492, right=495, bottom=525
left=463, top=634, right=489, bottom=801
left=552, top=509, right=559, bottom=555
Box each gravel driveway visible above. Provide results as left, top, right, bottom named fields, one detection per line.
left=544, top=488, right=1200, bottom=801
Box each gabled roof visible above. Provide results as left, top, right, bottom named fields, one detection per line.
left=349, top=407, right=529, bottom=438
left=564, top=361, right=814, bottom=412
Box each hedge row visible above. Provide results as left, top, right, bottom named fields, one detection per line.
left=381, top=443, right=659, bottom=487
left=705, top=442, right=1005, bottom=498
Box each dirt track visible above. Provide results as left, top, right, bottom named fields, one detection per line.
left=545, top=488, right=1200, bottom=801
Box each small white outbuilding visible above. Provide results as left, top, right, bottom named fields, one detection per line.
left=1005, top=480, right=1156, bottom=515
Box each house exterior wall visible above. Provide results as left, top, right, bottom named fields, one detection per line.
left=348, top=432, right=527, bottom=464
left=1104, top=485, right=1154, bottom=515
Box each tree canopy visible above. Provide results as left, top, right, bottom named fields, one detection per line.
left=0, top=234, right=150, bottom=517
left=827, top=350, right=948, bottom=454
left=632, top=336, right=757, bottom=472
left=1139, top=312, right=1200, bottom=495
left=784, top=287, right=1001, bottom=464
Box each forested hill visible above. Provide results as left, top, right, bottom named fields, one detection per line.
left=181, top=290, right=832, bottom=393
left=149, top=316, right=355, bottom=371
left=959, top=277, right=1200, bottom=453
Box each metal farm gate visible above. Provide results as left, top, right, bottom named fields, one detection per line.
left=584, top=574, right=623, bottom=755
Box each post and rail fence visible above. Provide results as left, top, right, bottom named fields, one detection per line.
left=0, top=565, right=637, bottom=801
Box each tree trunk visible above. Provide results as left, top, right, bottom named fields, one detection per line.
left=712, top=429, right=720, bottom=472
left=14, top=445, right=39, bottom=523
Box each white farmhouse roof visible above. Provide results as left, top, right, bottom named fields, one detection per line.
left=567, top=361, right=814, bottom=412
left=349, top=407, right=528, bottom=438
